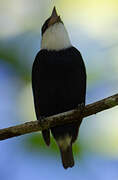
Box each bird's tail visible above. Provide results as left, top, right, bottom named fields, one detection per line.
left=57, top=135, right=74, bottom=169
left=59, top=144, right=74, bottom=169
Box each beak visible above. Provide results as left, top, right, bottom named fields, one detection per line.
left=48, top=6, right=61, bottom=27
left=51, top=6, right=58, bottom=18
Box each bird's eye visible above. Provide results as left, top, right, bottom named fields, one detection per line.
left=41, top=24, right=47, bottom=35
left=41, top=18, right=50, bottom=35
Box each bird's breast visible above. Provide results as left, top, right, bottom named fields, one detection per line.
left=40, top=57, right=79, bottom=81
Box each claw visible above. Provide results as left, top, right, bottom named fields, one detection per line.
left=38, top=116, right=46, bottom=123
left=77, top=103, right=85, bottom=111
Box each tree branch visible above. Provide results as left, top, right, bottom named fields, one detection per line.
left=0, top=93, right=118, bottom=141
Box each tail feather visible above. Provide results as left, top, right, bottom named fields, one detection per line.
left=42, top=129, right=50, bottom=146
left=59, top=144, right=74, bottom=169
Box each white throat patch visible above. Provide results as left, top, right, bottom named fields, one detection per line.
left=41, top=22, right=71, bottom=51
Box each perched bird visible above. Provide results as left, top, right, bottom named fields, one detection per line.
left=32, top=7, right=86, bottom=169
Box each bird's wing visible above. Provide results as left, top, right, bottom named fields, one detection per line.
left=32, top=50, right=50, bottom=146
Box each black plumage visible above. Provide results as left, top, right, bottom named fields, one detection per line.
left=32, top=46, right=86, bottom=168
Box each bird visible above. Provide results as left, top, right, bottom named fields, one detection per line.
left=32, top=7, right=86, bottom=169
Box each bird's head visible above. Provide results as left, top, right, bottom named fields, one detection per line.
left=41, top=7, right=62, bottom=35
left=41, top=7, right=71, bottom=51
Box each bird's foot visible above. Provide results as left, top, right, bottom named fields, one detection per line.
left=77, top=103, right=85, bottom=115
left=77, top=103, right=85, bottom=112
left=38, top=116, right=46, bottom=124
left=76, top=103, right=85, bottom=120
